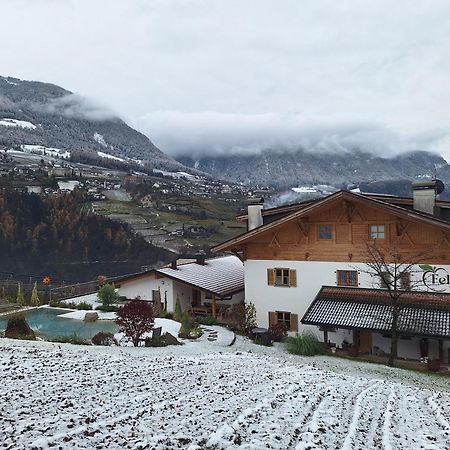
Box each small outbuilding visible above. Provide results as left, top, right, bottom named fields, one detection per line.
left=115, top=254, right=244, bottom=318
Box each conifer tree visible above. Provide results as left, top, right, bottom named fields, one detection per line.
left=30, top=282, right=40, bottom=306
left=16, top=282, right=25, bottom=306
left=174, top=295, right=182, bottom=322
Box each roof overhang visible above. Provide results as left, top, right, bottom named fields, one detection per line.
left=212, top=190, right=450, bottom=253
left=113, top=267, right=244, bottom=299
left=302, top=286, right=450, bottom=340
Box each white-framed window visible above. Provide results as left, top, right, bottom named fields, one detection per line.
left=369, top=224, right=385, bottom=239
left=318, top=224, right=333, bottom=240
left=269, top=310, right=298, bottom=331
left=275, top=268, right=290, bottom=286
left=267, top=268, right=297, bottom=287
left=336, top=270, right=358, bottom=286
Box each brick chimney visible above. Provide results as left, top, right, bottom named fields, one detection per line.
left=248, top=198, right=264, bottom=231
left=412, top=181, right=442, bottom=216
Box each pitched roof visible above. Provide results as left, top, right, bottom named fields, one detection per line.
left=302, top=286, right=450, bottom=339
left=236, top=193, right=450, bottom=222
left=157, top=255, right=244, bottom=297
left=212, top=190, right=450, bottom=252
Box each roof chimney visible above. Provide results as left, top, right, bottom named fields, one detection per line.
left=412, top=180, right=444, bottom=216
left=171, top=259, right=177, bottom=270
left=195, top=250, right=206, bottom=265
left=248, top=197, right=264, bottom=231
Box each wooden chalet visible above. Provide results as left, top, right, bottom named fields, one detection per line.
left=213, top=183, right=450, bottom=364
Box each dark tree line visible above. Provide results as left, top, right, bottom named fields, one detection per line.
left=0, top=189, right=173, bottom=282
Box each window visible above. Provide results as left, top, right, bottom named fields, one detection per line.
left=380, top=272, right=391, bottom=289
left=318, top=225, right=333, bottom=240
left=369, top=224, right=385, bottom=239
left=268, top=268, right=297, bottom=287
left=337, top=270, right=358, bottom=286
left=275, top=268, right=290, bottom=286
left=277, top=311, right=291, bottom=329
left=269, top=311, right=298, bottom=331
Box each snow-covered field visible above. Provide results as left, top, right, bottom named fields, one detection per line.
left=1, top=338, right=449, bottom=449
left=0, top=118, right=36, bottom=129
left=97, top=150, right=125, bottom=162
left=21, top=144, right=71, bottom=159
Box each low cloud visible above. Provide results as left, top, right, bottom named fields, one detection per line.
left=0, top=94, right=15, bottom=109
left=133, top=111, right=450, bottom=160
left=39, top=94, right=118, bottom=122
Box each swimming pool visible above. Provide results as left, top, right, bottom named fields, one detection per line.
left=0, top=307, right=118, bottom=340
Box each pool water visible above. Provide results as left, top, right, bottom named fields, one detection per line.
left=0, top=307, right=118, bottom=340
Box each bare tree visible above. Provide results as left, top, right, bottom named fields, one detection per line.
left=361, top=243, right=434, bottom=367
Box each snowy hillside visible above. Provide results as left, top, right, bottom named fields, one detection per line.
left=1, top=338, right=449, bottom=449
left=0, top=75, right=193, bottom=173
left=0, top=118, right=36, bottom=129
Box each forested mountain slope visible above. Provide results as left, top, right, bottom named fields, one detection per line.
left=0, top=189, right=172, bottom=282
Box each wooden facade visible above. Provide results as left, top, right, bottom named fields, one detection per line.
left=214, top=192, right=450, bottom=264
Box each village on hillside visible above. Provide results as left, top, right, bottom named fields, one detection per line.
left=1, top=179, right=450, bottom=448
left=2, top=1, right=450, bottom=448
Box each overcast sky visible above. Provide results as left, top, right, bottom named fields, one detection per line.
left=1, top=0, right=450, bottom=159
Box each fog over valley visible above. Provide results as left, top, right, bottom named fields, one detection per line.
left=1, top=0, right=450, bottom=161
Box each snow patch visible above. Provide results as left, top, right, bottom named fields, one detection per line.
left=93, top=132, right=108, bottom=148
left=153, top=169, right=196, bottom=179
left=291, top=186, right=319, bottom=193
left=97, top=151, right=125, bottom=162
left=0, top=118, right=36, bottom=129
left=21, top=144, right=70, bottom=159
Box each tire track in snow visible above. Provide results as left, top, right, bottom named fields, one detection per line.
left=381, top=386, right=396, bottom=450
left=292, top=377, right=378, bottom=450
left=427, top=393, right=450, bottom=433
left=2, top=344, right=450, bottom=449
left=385, top=385, right=450, bottom=450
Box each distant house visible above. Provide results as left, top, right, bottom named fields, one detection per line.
left=115, top=254, right=244, bottom=318
left=213, top=183, right=450, bottom=364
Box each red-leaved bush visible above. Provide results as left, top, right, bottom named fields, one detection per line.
left=269, top=323, right=288, bottom=342
left=115, top=300, right=154, bottom=347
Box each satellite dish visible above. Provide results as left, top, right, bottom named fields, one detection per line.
left=435, top=179, right=445, bottom=195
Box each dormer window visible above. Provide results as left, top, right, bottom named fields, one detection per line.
left=370, top=224, right=385, bottom=239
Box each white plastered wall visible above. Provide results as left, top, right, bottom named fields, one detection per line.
left=244, top=259, right=450, bottom=362
left=117, top=276, right=175, bottom=311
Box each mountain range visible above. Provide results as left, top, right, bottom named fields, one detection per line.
left=0, top=75, right=187, bottom=172
left=2, top=75, right=450, bottom=195
left=178, top=148, right=450, bottom=189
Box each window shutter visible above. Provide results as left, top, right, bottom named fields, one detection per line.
left=267, top=268, right=275, bottom=286
left=268, top=311, right=276, bottom=326
left=289, top=269, right=297, bottom=287
left=290, top=313, right=298, bottom=332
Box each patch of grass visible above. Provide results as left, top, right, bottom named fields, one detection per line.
left=49, top=301, right=93, bottom=310
left=95, top=304, right=118, bottom=312
left=284, top=332, right=325, bottom=356
left=197, top=315, right=218, bottom=326
left=76, top=302, right=93, bottom=310
left=49, top=334, right=90, bottom=345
